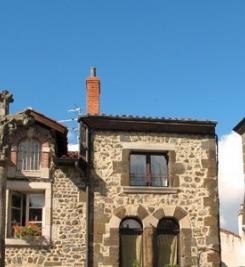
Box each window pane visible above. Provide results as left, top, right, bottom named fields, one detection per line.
left=29, top=209, right=42, bottom=222
left=151, top=155, right=168, bottom=187
left=120, top=219, right=142, bottom=230
left=18, top=139, right=40, bottom=171
left=11, top=209, right=21, bottom=224
left=29, top=194, right=45, bottom=208
left=158, top=219, right=179, bottom=235
left=31, top=142, right=40, bottom=170
left=11, top=194, right=22, bottom=208
left=130, top=154, right=146, bottom=186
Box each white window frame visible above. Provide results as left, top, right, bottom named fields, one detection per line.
left=8, top=192, right=45, bottom=236
left=5, top=181, right=51, bottom=246
left=17, top=138, right=41, bottom=171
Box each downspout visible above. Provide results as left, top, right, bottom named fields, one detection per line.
left=85, top=125, right=91, bottom=267
left=215, top=134, right=222, bottom=266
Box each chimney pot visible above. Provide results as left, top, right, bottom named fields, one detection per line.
left=90, top=67, right=96, bottom=77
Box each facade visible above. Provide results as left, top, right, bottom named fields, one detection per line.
left=4, top=108, right=87, bottom=267
left=3, top=68, right=221, bottom=267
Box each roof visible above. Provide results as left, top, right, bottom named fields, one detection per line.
left=60, top=151, right=79, bottom=159
left=18, top=108, right=68, bottom=157
left=220, top=228, right=241, bottom=239
left=79, top=114, right=217, bottom=135
left=19, top=108, right=67, bottom=134
left=233, top=117, right=245, bottom=135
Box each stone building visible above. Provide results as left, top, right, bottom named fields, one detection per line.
left=3, top=68, right=221, bottom=267
left=4, top=108, right=87, bottom=267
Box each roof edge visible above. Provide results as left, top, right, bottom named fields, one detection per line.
left=233, top=117, right=245, bottom=135
left=79, top=114, right=217, bottom=125
left=79, top=114, right=217, bottom=136
left=19, top=108, right=68, bottom=135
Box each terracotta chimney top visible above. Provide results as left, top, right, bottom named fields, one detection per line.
left=86, top=67, right=100, bottom=115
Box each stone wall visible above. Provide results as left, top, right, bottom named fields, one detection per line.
left=90, top=131, right=221, bottom=267
left=5, top=166, right=86, bottom=267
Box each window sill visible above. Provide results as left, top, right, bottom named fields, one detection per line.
left=16, top=170, right=41, bottom=178
left=122, top=186, right=178, bottom=194
left=5, top=237, right=50, bottom=248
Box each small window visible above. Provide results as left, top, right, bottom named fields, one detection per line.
left=130, top=153, right=168, bottom=187
left=9, top=191, right=45, bottom=237
left=156, top=218, right=179, bottom=267
left=120, top=218, right=143, bottom=267
left=17, top=139, right=40, bottom=171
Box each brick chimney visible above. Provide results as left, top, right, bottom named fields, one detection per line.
left=86, top=67, right=100, bottom=115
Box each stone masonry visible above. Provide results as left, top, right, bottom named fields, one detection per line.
left=88, top=130, right=220, bottom=267
left=5, top=166, right=87, bottom=267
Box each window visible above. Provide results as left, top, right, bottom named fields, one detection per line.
left=120, top=218, right=143, bottom=267
left=129, top=153, right=168, bottom=187
left=9, top=191, right=45, bottom=237
left=156, top=218, right=179, bottom=267
left=17, top=139, right=40, bottom=171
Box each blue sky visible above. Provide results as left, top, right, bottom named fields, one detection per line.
left=1, top=1, right=245, bottom=232
left=1, top=0, right=245, bottom=137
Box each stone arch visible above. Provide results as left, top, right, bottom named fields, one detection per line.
left=152, top=205, right=191, bottom=229
left=9, top=125, right=52, bottom=173
left=108, top=205, right=192, bottom=267
left=110, top=204, right=150, bottom=228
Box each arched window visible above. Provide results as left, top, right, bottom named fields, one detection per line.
left=18, top=139, right=40, bottom=171
left=156, top=218, right=179, bottom=267
left=120, top=218, right=143, bottom=267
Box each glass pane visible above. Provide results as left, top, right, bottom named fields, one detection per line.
left=151, top=155, right=168, bottom=186
left=11, top=208, right=21, bottom=224
left=158, top=219, right=179, bottom=233
left=18, top=139, right=40, bottom=170
left=29, top=209, right=42, bottom=222
left=29, top=194, right=45, bottom=208
left=11, top=194, right=22, bottom=208
left=31, top=141, right=40, bottom=170
left=120, top=235, right=142, bottom=267
left=130, top=154, right=146, bottom=186
left=120, top=219, right=142, bottom=230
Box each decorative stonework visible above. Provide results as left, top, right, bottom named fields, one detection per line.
left=7, top=125, right=54, bottom=179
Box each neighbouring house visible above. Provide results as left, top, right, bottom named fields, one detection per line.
left=220, top=121, right=245, bottom=267
left=3, top=68, right=221, bottom=267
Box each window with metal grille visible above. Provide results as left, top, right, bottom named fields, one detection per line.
left=17, top=139, right=40, bottom=171
left=129, top=153, right=168, bottom=187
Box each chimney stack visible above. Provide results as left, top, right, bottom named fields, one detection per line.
left=86, top=67, right=100, bottom=115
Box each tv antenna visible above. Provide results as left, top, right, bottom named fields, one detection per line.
left=58, top=106, right=82, bottom=144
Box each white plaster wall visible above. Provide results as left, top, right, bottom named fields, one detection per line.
left=221, top=230, right=245, bottom=267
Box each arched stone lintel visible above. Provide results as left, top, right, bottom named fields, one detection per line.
left=110, top=205, right=191, bottom=230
